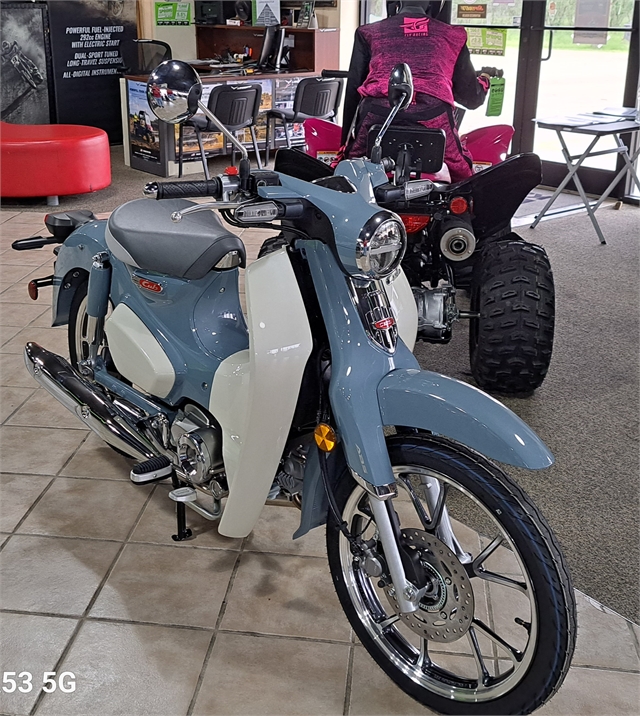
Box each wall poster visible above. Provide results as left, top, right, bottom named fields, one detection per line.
left=1, top=1, right=53, bottom=124
left=128, top=79, right=161, bottom=164
left=155, top=2, right=192, bottom=26
left=47, top=0, right=138, bottom=142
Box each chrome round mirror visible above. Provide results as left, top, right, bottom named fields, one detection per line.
left=388, top=63, right=414, bottom=111
left=146, top=60, right=202, bottom=124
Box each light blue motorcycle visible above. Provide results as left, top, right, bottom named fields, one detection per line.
left=16, top=61, right=575, bottom=714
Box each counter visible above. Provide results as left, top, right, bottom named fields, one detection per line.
left=121, top=70, right=321, bottom=177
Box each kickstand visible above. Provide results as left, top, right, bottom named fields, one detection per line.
left=171, top=472, right=193, bottom=542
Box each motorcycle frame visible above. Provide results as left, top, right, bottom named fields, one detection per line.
left=47, top=160, right=553, bottom=612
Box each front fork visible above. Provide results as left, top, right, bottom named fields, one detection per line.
left=361, top=473, right=469, bottom=615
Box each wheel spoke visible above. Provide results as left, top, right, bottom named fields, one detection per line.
left=415, top=638, right=430, bottom=671
left=467, top=626, right=491, bottom=687
left=472, top=619, right=523, bottom=664
left=377, top=613, right=401, bottom=631
left=469, top=536, right=528, bottom=594
left=428, top=482, right=449, bottom=531
left=474, top=569, right=528, bottom=595
left=472, top=535, right=504, bottom=569
left=398, top=474, right=432, bottom=530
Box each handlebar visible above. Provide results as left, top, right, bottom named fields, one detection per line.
left=144, top=179, right=224, bottom=200
left=321, top=69, right=349, bottom=79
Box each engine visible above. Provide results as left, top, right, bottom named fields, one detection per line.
left=413, top=280, right=458, bottom=342
left=170, top=404, right=224, bottom=485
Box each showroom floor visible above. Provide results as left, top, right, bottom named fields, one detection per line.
left=1, top=209, right=639, bottom=716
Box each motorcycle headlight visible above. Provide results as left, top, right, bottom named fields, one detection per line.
left=355, top=213, right=406, bottom=279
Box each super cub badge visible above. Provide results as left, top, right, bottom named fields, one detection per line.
left=131, top=274, right=164, bottom=294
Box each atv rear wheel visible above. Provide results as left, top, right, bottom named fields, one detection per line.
left=469, top=239, right=554, bottom=394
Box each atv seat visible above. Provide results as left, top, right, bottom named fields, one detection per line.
left=106, top=199, right=246, bottom=280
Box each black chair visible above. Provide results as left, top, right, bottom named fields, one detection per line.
left=178, top=83, right=263, bottom=178
left=119, top=39, right=172, bottom=75
left=264, top=77, right=343, bottom=165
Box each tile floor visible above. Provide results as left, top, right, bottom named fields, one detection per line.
left=1, top=209, right=639, bottom=716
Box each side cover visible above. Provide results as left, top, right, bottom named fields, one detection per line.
left=211, top=249, right=313, bottom=538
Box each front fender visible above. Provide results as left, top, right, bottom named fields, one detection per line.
left=378, top=368, right=553, bottom=470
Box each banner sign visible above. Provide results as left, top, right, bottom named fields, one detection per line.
left=467, top=27, right=507, bottom=56
left=574, top=0, right=611, bottom=45
left=155, top=2, right=192, bottom=26
left=457, top=4, right=487, bottom=20
left=47, top=0, right=137, bottom=142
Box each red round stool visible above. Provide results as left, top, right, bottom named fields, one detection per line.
left=1, top=121, right=111, bottom=205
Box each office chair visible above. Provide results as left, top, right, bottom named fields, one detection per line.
left=264, top=77, right=343, bottom=165
left=178, top=83, right=263, bottom=178
left=119, top=39, right=172, bottom=75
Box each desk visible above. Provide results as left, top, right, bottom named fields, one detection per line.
left=531, top=116, right=640, bottom=244
left=121, top=71, right=318, bottom=177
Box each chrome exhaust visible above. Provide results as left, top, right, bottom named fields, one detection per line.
left=24, top=342, right=157, bottom=462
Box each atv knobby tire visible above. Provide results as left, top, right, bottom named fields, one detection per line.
left=469, top=239, right=554, bottom=394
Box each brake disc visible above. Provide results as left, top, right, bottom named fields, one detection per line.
left=384, top=528, right=474, bottom=643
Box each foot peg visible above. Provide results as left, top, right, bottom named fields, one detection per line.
left=130, top=455, right=173, bottom=484
left=169, top=486, right=198, bottom=502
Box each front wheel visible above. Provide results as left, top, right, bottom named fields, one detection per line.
left=326, top=434, right=575, bottom=715
left=469, top=240, right=554, bottom=394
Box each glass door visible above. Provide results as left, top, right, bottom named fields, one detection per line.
left=449, top=0, right=525, bottom=134
left=531, top=0, right=638, bottom=197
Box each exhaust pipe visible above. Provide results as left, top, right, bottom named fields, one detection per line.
left=24, top=342, right=157, bottom=462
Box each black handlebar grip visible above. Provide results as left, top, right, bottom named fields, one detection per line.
left=153, top=179, right=223, bottom=200
left=321, top=69, right=349, bottom=79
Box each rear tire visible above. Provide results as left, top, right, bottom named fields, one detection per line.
left=326, top=434, right=576, bottom=714
left=469, top=240, right=554, bottom=394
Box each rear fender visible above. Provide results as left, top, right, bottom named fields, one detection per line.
left=51, top=222, right=108, bottom=326
left=378, top=368, right=553, bottom=470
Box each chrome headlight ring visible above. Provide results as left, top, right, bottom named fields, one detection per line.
left=355, top=212, right=406, bottom=280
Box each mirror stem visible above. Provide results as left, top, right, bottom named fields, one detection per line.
left=197, top=100, right=249, bottom=163
left=371, top=93, right=407, bottom=163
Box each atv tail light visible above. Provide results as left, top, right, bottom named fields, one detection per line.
left=399, top=214, right=431, bottom=233
left=449, top=197, right=469, bottom=215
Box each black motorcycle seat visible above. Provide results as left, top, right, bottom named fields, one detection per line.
left=106, top=198, right=245, bottom=280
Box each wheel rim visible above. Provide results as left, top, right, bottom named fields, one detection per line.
left=338, top=466, right=539, bottom=704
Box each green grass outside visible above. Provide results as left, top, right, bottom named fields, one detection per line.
left=501, top=29, right=630, bottom=52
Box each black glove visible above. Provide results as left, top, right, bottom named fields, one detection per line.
left=477, top=67, right=503, bottom=78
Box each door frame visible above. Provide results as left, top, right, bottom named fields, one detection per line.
left=444, top=0, right=639, bottom=200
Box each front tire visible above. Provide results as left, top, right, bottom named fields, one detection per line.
left=326, top=434, right=575, bottom=715
left=469, top=240, right=554, bottom=394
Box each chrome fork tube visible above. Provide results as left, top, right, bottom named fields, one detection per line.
left=368, top=496, right=419, bottom=614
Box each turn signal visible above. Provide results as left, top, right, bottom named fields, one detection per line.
left=399, top=214, right=431, bottom=233
left=449, top=197, right=469, bottom=215
left=28, top=280, right=38, bottom=300
left=315, top=423, right=337, bottom=453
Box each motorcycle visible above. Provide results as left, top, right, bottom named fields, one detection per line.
left=1, top=41, right=44, bottom=90
left=305, top=69, right=553, bottom=395
left=13, top=60, right=575, bottom=715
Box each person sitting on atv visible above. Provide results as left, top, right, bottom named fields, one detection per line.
left=340, top=0, right=499, bottom=182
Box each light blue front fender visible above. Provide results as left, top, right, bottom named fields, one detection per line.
left=378, top=369, right=554, bottom=470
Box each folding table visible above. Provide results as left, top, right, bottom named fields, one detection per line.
left=531, top=115, right=640, bottom=244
